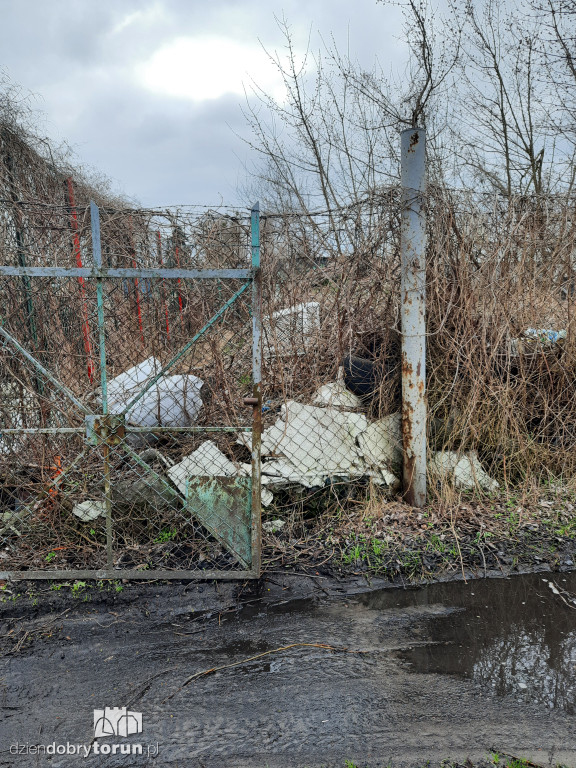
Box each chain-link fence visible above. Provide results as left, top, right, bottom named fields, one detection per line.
left=0, top=200, right=261, bottom=579
left=1, top=186, right=575, bottom=578
left=255, top=188, right=576, bottom=531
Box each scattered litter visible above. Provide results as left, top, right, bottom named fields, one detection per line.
left=510, top=328, right=567, bottom=356
left=429, top=451, right=499, bottom=492
left=525, top=328, right=566, bottom=344
left=262, top=519, right=286, bottom=534
left=107, top=357, right=203, bottom=428
left=263, top=302, right=320, bottom=358
left=71, top=500, right=106, bottom=522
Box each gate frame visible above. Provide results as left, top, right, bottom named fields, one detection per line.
left=0, top=202, right=262, bottom=581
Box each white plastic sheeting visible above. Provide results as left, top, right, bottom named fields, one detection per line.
left=107, top=357, right=203, bottom=428
left=263, top=302, right=320, bottom=358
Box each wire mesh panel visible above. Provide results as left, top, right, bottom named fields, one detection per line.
left=0, top=200, right=262, bottom=579
left=247, top=191, right=576, bottom=525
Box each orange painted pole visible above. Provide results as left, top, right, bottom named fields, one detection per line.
left=156, top=230, right=171, bottom=343
left=65, top=177, right=95, bottom=383
left=175, top=244, right=184, bottom=325
left=129, top=218, right=145, bottom=348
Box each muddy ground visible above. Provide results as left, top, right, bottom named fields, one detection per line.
left=1, top=569, right=576, bottom=768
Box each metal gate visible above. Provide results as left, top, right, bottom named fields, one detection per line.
left=0, top=200, right=262, bottom=580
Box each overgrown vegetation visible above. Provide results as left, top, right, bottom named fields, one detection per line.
left=1, top=1, right=576, bottom=575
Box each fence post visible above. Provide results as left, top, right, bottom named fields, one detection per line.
left=91, top=199, right=113, bottom=568
left=250, top=202, right=262, bottom=575
left=400, top=128, right=427, bottom=507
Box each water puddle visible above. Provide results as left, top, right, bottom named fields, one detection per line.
left=358, top=571, right=576, bottom=713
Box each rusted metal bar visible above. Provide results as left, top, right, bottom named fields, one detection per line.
left=91, top=201, right=108, bottom=412
left=0, top=425, right=251, bottom=435
left=91, top=201, right=114, bottom=566
left=400, top=128, right=427, bottom=507
left=250, top=201, right=263, bottom=575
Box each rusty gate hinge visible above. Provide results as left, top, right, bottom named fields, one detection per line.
left=85, top=414, right=126, bottom=446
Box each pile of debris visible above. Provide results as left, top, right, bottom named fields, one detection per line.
left=69, top=358, right=499, bottom=522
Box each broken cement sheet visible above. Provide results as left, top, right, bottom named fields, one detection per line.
left=428, top=450, right=499, bottom=492
left=71, top=500, right=107, bottom=522
left=106, top=357, right=203, bottom=428
left=260, top=401, right=368, bottom=475
left=312, top=381, right=362, bottom=409
left=244, top=401, right=399, bottom=499
left=168, top=441, right=273, bottom=507
left=358, top=413, right=402, bottom=471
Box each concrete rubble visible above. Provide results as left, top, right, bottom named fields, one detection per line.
left=428, top=450, right=499, bottom=492
left=69, top=376, right=499, bottom=518
left=168, top=440, right=274, bottom=507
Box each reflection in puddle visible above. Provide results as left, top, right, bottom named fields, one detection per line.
left=358, top=571, right=576, bottom=713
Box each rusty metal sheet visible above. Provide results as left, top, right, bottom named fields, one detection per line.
left=186, top=476, right=252, bottom=568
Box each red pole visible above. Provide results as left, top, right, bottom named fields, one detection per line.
left=175, top=244, right=184, bottom=324
left=65, top=177, right=95, bottom=384
left=129, top=217, right=145, bottom=348
left=156, top=230, right=171, bottom=343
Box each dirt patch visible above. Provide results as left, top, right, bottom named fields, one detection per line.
left=1, top=572, right=575, bottom=767
left=260, top=487, right=576, bottom=583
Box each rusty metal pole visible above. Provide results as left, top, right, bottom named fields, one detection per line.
left=400, top=128, right=427, bottom=507
left=250, top=202, right=262, bottom=575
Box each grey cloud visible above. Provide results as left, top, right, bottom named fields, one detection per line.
left=0, top=0, right=406, bottom=205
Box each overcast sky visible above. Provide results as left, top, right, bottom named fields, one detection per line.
left=0, top=0, right=407, bottom=207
